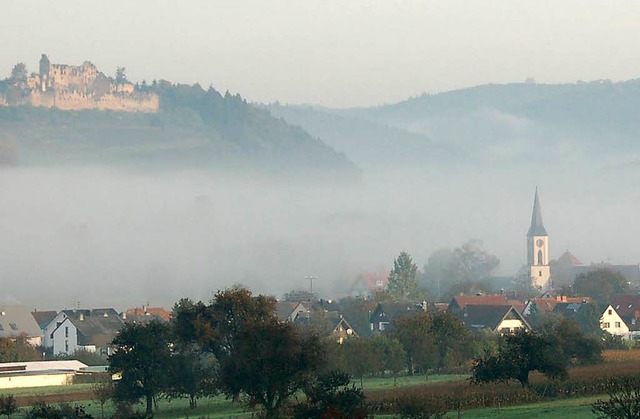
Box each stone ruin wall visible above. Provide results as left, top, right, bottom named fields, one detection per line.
left=0, top=55, right=159, bottom=113
left=27, top=90, right=159, bottom=113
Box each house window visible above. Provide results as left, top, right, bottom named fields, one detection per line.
left=608, top=309, right=613, bottom=315
left=65, top=327, right=69, bottom=338
left=376, top=280, right=383, bottom=287
left=9, top=323, right=17, bottom=331
left=633, top=319, right=637, bottom=325
left=603, top=322, right=611, bottom=328
left=539, top=271, right=542, bottom=277
left=615, top=322, right=621, bottom=328
left=65, top=340, right=69, bottom=352
left=0, top=324, right=3, bottom=331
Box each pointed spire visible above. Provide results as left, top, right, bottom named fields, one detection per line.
left=527, top=187, right=547, bottom=236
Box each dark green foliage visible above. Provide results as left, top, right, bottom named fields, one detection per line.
left=573, top=268, right=629, bottom=308
left=166, top=344, right=217, bottom=408
left=294, top=370, right=370, bottom=419
left=174, top=287, right=324, bottom=418
left=0, top=335, right=41, bottom=362
left=592, top=376, right=640, bottom=419
left=430, top=311, right=473, bottom=368
left=54, top=349, right=107, bottom=366
left=109, top=319, right=174, bottom=417
left=25, top=402, right=92, bottom=419
left=387, top=251, right=419, bottom=300
left=220, top=320, right=324, bottom=419
left=391, top=312, right=438, bottom=374
left=0, top=394, right=17, bottom=418
left=471, top=330, right=568, bottom=388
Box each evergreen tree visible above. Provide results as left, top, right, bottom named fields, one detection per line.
left=388, top=251, right=418, bottom=300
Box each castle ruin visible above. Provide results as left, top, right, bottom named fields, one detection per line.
left=0, top=54, right=159, bottom=113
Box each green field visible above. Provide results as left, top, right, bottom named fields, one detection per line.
left=0, top=375, right=608, bottom=418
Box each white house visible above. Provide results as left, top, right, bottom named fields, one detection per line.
left=600, top=304, right=637, bottom=340
left=45, top=309, right=124, bottom=356
left=0, top=304, right=43, bottom=346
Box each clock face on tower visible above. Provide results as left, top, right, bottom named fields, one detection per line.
left=536, top=239, right=544, bottom=247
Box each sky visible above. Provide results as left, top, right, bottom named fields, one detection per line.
left=2, top=1, right=640, bottom=107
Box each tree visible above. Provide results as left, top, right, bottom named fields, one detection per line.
left=338, top=337, right=378, bottom=387
left=0, top=395, right=17, bottom=418
left=9, top=63, right=27, bottom=84
left=429, top=311, right=472, bottom=368
left=293, top=370, right=369, bottom=419
left=109, top=319, right=173, bottom=417
left=91, top=378, right=113, bottom=419
left=574, top=268, right=629, bottom=308
left=166, top=343, right=216, bottom=408
left=391, top=312, right=437, bottom=374
left=421, top=240, right=499, bottom=300
left=592, top=377, right=640, bottom=419
left=544, top=317, right=603, bottom=365
left=0, top=335, right=40, bottom=362
left=388, top=251, right=419, bottom=300
left=471, top=330, right=567, bottom=388
left=115, top=67, right=128, bottom=84
left=219, top=319, right=324, bottom=419
left=374, top=335, right=406, bottom=386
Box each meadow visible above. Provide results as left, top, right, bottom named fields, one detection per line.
left=3, top=350, right=640, bottom=418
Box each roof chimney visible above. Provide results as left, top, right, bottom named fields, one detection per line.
left=79, top=313, right=84, bottom=321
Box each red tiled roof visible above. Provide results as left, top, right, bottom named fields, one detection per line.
left=451, top=295, right=512, bottom=310
left=125, top=307, right=171, bottom=321
left=611, top=295, right=640, bottom=319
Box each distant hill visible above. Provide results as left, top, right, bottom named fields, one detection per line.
left=268, top=79, right=640, bottom=173
left=0, top=82, right=357, bottom=178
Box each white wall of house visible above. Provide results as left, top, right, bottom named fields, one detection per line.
left=51, top=318, right=78, bottom=356
left=0, top=372, right=74, bottom=389
left=600, top=305, right=630, bottom=337
left=497, top=319, right=528, bottom=333
left=43, top=312, right=68, bottom=348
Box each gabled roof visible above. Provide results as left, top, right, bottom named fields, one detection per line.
left=611, top=295, right=640, bottom=319
left=312, top=299, right=341, bottom=313
left=275, top=302, right=309, bottom=322
left=0, top=304, right=42, bottom=338
left=461, top=305, right=530, bottom=332
left=527, top=188, right=548, bottom=237
left=556, top=250, right=583, bottom=267
left=124, top=307, right=171, bottom=322
left=31, top=310, right=58, bottom=330
left=64, top=314, right=124, bottom=348
left=449, top=295, right=512, bottom=311
left=328, top=316, right=358, bottom=338
left=369, top=302, right=424, bottom=323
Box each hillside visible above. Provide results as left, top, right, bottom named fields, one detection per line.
left=0, top=82, right=357, bottom=178
left=268, top=79, right=640, bottom=173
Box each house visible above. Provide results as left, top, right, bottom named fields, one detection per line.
left=122, top=306, right=172, bottom=324
left=327, top=315, right=358, bottom=344
left=275, top=301, right=310, bottom=323
left=552, top=301, right=592, bottom=319
left=31, top=310, right=58, bottom=332
left=606, top=295, right=640, bottom=340
left=349, top=270, right=389, bottom=298
left=369, top=302, right=426, bottom=332
left=600, top=305, right=631, bottom=338
left=459, top=305, right=531, bottom=334
left=522, top=295, right=592, bottom=317
left=44, top=309, right=124, bottom=356
left=0, top=304, right=43, bottom=346
left=448, top=295, right=524, bottom=315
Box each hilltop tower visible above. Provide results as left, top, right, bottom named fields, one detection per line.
left=527, top=188, right=551, bottom=290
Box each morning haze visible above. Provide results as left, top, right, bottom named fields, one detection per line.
left=1, top=2, right=640, bottom=311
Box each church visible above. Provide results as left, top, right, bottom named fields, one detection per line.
left=527, top=189, right=551, bottom=290
left=525, top=189, right=640, bottom=291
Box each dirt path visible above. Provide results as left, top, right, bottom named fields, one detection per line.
left=15, top=390, right=95, bottom=408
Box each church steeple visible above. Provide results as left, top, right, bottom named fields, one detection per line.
left=527, top=187, right=547, bottom=237
left=527, top=188, right=551, bottom=290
